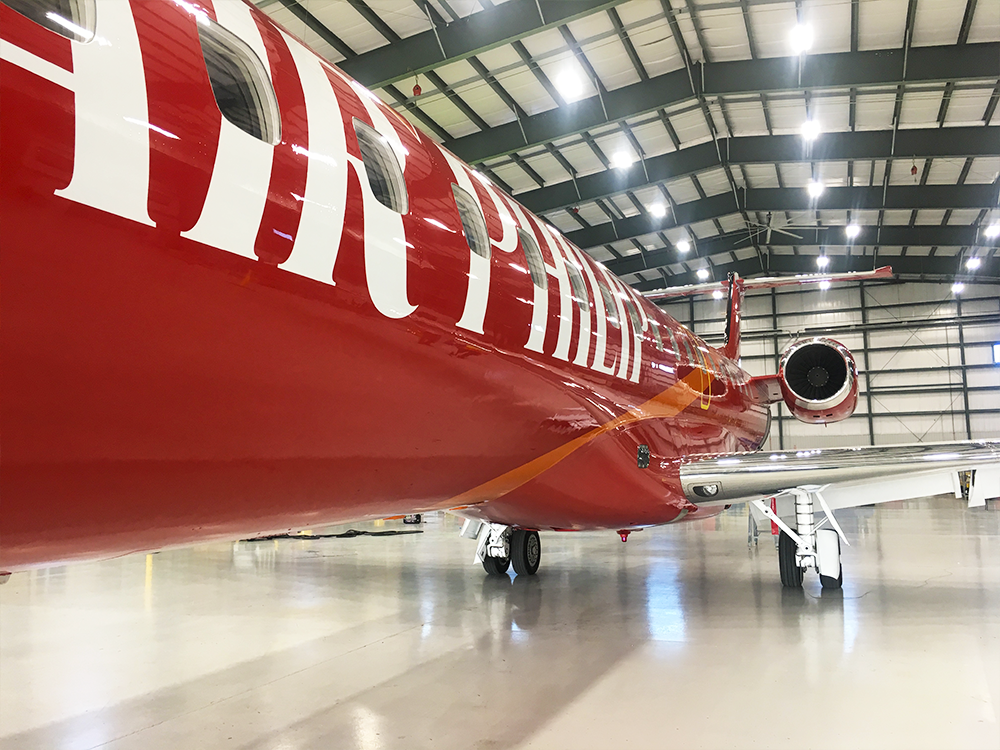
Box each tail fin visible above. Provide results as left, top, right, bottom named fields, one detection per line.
left=722, top=272, right=744, bottom=360
left=644, top=266, right=894, bottom=361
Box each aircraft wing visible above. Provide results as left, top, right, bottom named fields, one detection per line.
left=679, top=440, right=1000, bottom=510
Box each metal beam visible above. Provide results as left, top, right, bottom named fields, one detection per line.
left=516, top=127, right=999, bottom=214
left=446, top=43, right=1000, bottom=164
left=336, top=0, right=631, bottom=88
left=603, top=227, right=999, bottom=277
left=568, top=184, right=1000, bottom=250
left=631, top=254, right=1000, bottom=290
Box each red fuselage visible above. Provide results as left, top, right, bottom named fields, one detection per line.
left=0, top=0, right=770, bottom=571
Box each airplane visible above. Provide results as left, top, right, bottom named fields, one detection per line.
left=1, top=0, right=998, bottom=589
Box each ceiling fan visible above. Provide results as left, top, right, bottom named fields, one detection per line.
left=743, top=213, right=822, bottom=244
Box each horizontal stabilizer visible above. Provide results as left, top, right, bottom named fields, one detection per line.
left=643, top=266, right=893, bottom=301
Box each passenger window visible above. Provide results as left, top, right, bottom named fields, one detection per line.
left=565, top=259, right=590, bottom=312
left=517, top=229, right=547, bottom=289
left=664, top=327, right=679, bottom=357
left=355, top=120, right=408, bottom=213
left=452, top=185, right=489, bottom=258
left=598, top=281, right=620, bottom=328
left=199, top=19, right=280, bottom=144
left=680, top=335, right=696, bottom=363
left=622, top=294, right=642, bottom=334
left=3, top=0, right=96, bottom=41
left=649, top=320, right=665, bottom=352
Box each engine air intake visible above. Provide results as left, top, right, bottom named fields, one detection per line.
left=784, top=343, right=847, bottom=402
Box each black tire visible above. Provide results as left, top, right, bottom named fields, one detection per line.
left=819, top=533, right=843, bottom=589
left=778, top=530, right=803, bottom=588
left=482, top=555, right=510, bottom=575
left=402, top=514, right=422, bottom=524
left=820, top=571, right=843, bottom=589
left=510, top=530, right=541, bottom=576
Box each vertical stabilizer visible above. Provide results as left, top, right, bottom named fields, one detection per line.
left=722, top=272, right=744, bottom=360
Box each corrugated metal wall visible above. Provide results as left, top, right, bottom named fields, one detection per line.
left=659, top=281, right=1000, bottom=450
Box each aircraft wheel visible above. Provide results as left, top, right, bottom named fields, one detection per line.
left=511, top=530, right=541, bottom=576
left=482, top=555, right=510, bottom=576
left=778, top=530, right=802, bottom=588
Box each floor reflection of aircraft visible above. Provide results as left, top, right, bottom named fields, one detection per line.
left=2, top=0, right=997, bottom=590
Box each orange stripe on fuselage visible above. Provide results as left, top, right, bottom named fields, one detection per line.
left=446, top=369, right=710, bottom=507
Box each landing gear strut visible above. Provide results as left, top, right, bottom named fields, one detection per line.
left=753, top=487, right=846, bottom=589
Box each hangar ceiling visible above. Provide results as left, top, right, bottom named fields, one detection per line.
left=255, top=0, right=1000, bottom=290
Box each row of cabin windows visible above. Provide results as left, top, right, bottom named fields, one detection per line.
left=8, top=0, right=702, bottom=367
left=14, top=0, right=720, bottom=375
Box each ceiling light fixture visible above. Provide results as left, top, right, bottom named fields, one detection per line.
left=712, top=289, right=724, bottom=300
left=984, top=223, right=1000, bottom=239
left=555, top=70, right=583, bottom=101
left=807, top=180, right=825, bottom=198
left=649, top=203, right=667, bottom=218
left=845, top=223, right=861, bottom=239
left=816, top=255, right=830, bottom=268
left=676, top=239, right=691, bottom=253
left=696, top=268, right=710, bottom=280
left=800, top=119, right=821, bottom=141
left=611, top=150, right=634, bottom=170
left=966, top=257, right=982, bottom=270
left=951, top=282, right=965, bottom=294
left=789, top=24, right=814, bottom=54
left=818, top=279, right=831, bottom=290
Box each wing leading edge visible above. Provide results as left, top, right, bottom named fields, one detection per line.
left=680, top=440, right=1000, bottom=510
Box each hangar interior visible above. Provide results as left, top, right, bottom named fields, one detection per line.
left=2, top=0, right=999, bottom=748
left=661, top=280, right=1000, bottom=448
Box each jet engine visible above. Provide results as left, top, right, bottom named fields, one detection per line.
left=778, top=338, right=858, bottom=424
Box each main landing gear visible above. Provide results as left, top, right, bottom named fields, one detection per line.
left=460, top=520, right=541, bottom=577
left=753, top=487, right=847, bottom=590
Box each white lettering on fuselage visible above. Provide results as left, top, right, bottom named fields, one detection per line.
left=277, top=32, right=348, bottom=284
left=2, top=2, right=654, bottom=382
left=181, top=0, right=273, bottom=256
left=14, top=1, right=156, bottom=227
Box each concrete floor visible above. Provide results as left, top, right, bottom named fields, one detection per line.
left=2, top=496, right=998, bottom=750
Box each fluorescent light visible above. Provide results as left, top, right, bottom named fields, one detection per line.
left=966, top=257, right=982, bottom=270
left=712, top=289, right=724, bottom=300
left=696, top=268, right=710, bottom=280
left=845, top=223, right=861, bottom=239
left=800, top=119, right=821, bottom=141
left=993, top=342, right=1000, bottom=364
left=952, top=282, right=965, bottom=294
left=789, top=24, right=814, bottom=54
left=649, top=203, right=667, bottom=218
left=611, top=151, right=633, bottom=170
left=676, top=239, right=691, bottom=253
left=816, top=255, right=830, bottom=268
left=807, top=180, right=824, bottom=198
left=555, top=71, right=584, bottom=101
left=985, top=223, right=1000, bottom=239
left=818, top=279, right=831, bottom=290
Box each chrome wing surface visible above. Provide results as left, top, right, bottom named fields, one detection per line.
left=680, top=440, right=1000, bottom=510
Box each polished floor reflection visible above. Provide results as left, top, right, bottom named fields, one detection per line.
left=2, top=496, right=998, bottom=750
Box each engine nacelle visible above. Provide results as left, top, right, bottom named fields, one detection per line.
left=778, top=338, right=858, bottom=424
